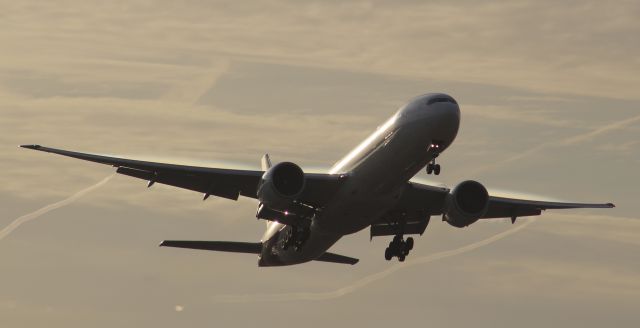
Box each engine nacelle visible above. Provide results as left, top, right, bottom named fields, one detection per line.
left=257, top=162, right=305, bottom=211
left=443, top=180, right=489, bottom=228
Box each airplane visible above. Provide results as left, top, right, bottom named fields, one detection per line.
left=21, top=93, right=615, bottom=266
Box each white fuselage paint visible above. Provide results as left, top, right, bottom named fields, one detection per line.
left=259, top=94, right=460, bottom=266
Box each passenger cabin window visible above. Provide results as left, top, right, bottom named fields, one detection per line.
left=427, top=97, right=457, bottom=105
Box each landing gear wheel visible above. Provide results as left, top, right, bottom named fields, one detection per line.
left=406, top=237, right=414, bottom=251
left=426, top=153, right=441, bottom=175
left=386, top=235, right=415, bottom=261
left=384, top=248, right=393, bottom=261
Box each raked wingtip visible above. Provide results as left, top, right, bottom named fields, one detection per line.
left=20, top=144, right=42, bottom=150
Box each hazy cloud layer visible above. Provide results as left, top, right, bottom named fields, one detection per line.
left=0, top=1, right=638, bottom=327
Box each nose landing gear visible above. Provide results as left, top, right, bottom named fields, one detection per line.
left=384, top=235, right=414, bottom=262
left=426, top=159, right=441, bottom=175
left=426, top=142, right=442, bottom=175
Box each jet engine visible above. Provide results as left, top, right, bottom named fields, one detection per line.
left=257, top=162, right=305, bottom=211
left=443, top=180, right=489, bottom=228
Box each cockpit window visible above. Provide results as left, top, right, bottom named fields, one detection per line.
left=427, top=97, right=457, bottom=105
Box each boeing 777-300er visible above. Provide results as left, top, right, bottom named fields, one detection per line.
left=21, top=93, right=615, bottom=266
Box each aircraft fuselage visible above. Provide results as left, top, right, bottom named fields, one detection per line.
left=258, top=93, right=461, bottom=266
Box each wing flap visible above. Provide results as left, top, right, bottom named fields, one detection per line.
left=370, top=218, right=429, bottom=238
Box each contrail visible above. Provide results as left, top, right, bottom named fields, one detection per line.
left=560, top=114, right=640, bottom=146
left=0, top=175, right=114, bottom=241
left=212, top=219, right=535, bottom=303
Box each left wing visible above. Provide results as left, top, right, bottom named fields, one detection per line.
left=372, top=181, right=614, bottom=237
left=20, top=145, right=342, bottom=207
left=482, top=196, right=615, bottom=219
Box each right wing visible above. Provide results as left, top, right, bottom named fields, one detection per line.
left=20, top=145, right=343, bottom=207
left=22, top=144, right=261, bottom=200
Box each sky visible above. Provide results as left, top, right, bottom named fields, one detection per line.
left=0, top=1, right=639, bottom=327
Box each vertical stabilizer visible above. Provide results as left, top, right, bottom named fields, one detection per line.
left=261, top=154, right=272, bottom=171
left=260, top=153, right=272, bottom=227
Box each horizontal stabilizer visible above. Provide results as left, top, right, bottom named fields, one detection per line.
left=160, top=240, right=262, bottom=254
left=160, top=240, right=358, bottom=265
left=316, top=252, right=359, bottom=265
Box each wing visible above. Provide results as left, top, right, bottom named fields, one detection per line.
left=483, top=196, right=615, bottom=219
left=372, top=181, right=614, bottom=236
left=20, top=144, right=342, bottom=206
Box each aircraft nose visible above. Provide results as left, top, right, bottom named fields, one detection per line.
left=432, top=102, right=460, bottom=125
left=426, top=101, right=460, bottom=144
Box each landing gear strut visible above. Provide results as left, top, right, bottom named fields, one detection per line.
left=384, top=235, right=414, bottom=262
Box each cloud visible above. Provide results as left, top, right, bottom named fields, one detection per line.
left=463, top=104, right=575, bottom=128
left=1, top=1, right=639, bottom=100
left=0, top=175, right=113, bottom=241
left=0, top=2, right=637, bottom=327
left=467, top=113, right=640, bottom=176
left=560, top=115, right=640, bottom=146
left=533, top=213, right=640, bottom=246
left=469, top=258, right=640, bottom=298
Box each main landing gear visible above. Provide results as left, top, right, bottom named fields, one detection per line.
left=384, top=235, right=414, bottom=262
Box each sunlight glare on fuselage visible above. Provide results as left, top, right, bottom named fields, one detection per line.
left=328, top=114, right=399, bottom=174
